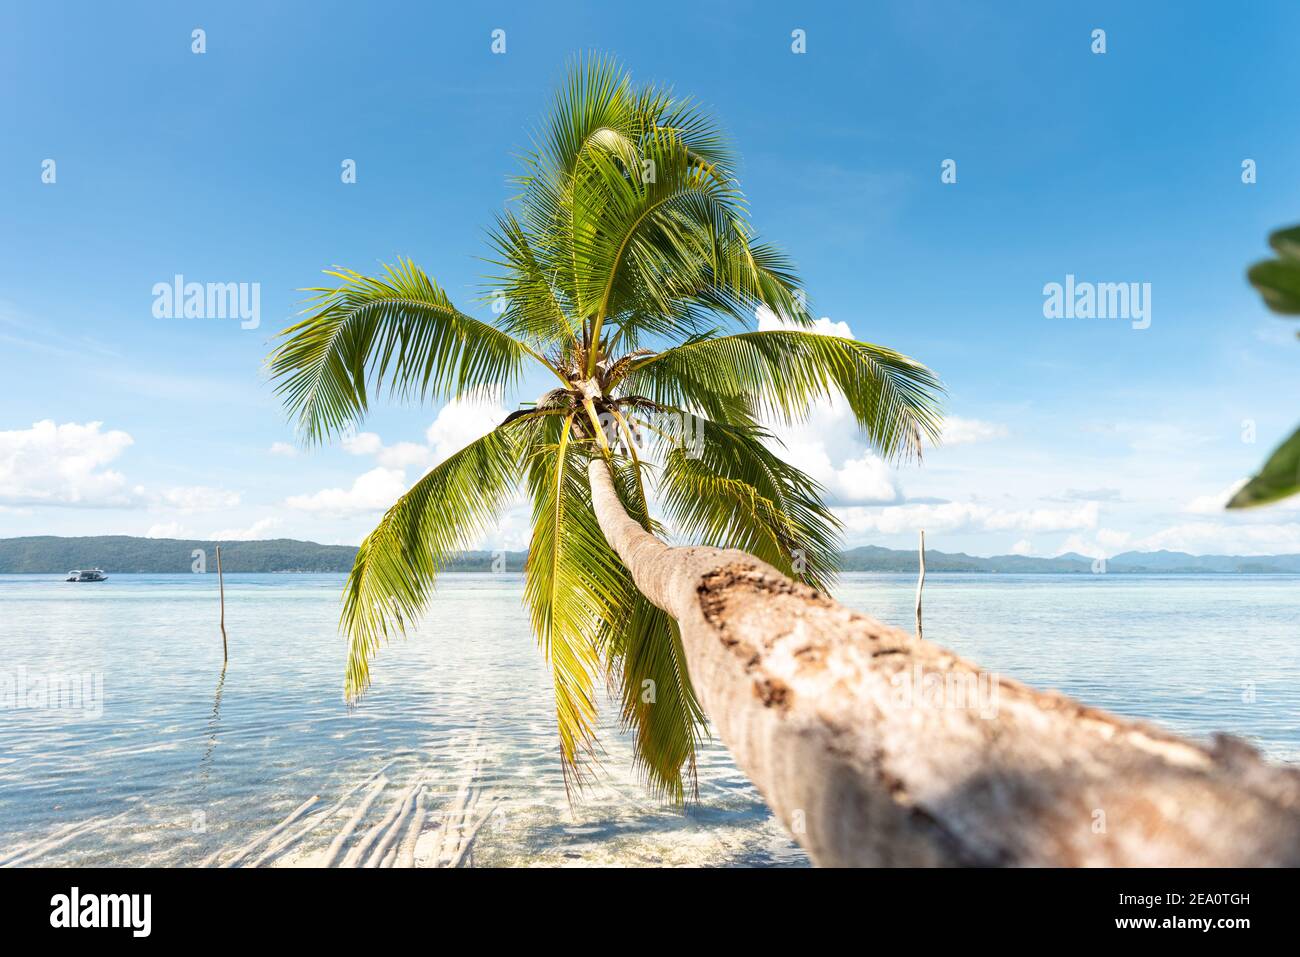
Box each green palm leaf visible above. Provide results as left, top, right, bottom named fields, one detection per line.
left=641, top=412, right=842, bottom=590
left=522, top=416, right=634, bottom=789
left=573, top=131, right=749, bottom=348
left=603, top=590, right=706, bottom=803
left=623, top=330, right=944, bottom=459
left=483, top=211, right=579, bottom=351
left=268, top=259, right=543, bottom=444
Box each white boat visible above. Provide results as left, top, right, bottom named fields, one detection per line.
left=65, top=568, right=108, bottom=582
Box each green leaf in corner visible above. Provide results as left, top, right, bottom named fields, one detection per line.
left=1268, top=225, right=1300, bottom=261
left=1227, top=424, right=1300, bottom=509
left=1247, top=259, right=1300, bottom=315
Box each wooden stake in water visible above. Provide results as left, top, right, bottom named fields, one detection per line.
left=915, top=529, right=926, bottom=641
left=217, top=545, right=228, bottom=663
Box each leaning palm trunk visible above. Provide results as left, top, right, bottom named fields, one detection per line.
left=589, top=457, right=1300, bottom=866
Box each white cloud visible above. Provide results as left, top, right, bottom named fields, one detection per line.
left=940, top=416, right=1008, bottom=446
left=749, top=309, right=908, bottom=505
left=269, top=442, right=298, bottom=457
left=1010, top=539, right=1034, bottom=555
left=985, top=501, right=1100, bottom=532
left=1055, top=527, right=1132, bottom=558
left=425, top=388, right=510, bottom=464
left=756, top=304, right=851, bottom=338
left=482, top=501, right=534, bottom=552
left=209, top=517, right=281, bottom=540
left=1131, top=520, right=1300, bottom=556
left=0, top=420, right=135, bottom=506
left=341, top=431, right=383, bottom=456
left=157, top=485, right=240, bottom=512
left=1098, top=528, right=1131, bottom=549
left=286, top=466, right=408, bottom=514
left=326, top=391, right=510, bottom=479
left=839, top=500, right=1099, bottom=537
left=833, top=452, right=899, bottom=504
left=283, top=392, right=512, bottom=521
left=771, top=409, right=901, bottom=504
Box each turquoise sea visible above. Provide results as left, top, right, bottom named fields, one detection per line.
left=0, top=572, right=1297, bottom=866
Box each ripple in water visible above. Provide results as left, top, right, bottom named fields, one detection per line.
left=0, top=572, right=1295, bottom=865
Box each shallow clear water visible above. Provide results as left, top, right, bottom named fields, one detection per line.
left=0, top=572, right=1296, bottom=866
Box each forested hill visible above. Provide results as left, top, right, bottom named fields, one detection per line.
left=0, top=536, right=361, bottom=573
left=0, top=536, right=537, bottom=573
left=2, top=536, right=1299, bottom=575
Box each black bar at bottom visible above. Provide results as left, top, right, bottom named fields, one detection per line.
left=0, top=866, right=1284, bottom=942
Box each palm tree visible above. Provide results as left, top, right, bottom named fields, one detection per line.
left=268, top=56, right=943, bottom=803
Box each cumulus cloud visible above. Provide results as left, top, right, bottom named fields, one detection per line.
left=285, top=391, right=514, bottom=522
left=327, top=390, right=511, bottom=478
left=833, top=452, right=900, bottom=503
left=756, top=304, right=852, bottom=338
left=269, top=442, right=298, bottom=457
left=1010, top=539, right=1034, bottom=556
left=341, top=430, right=433, bottom=469
left=425, top=388, right=510, bottom=464
left=751, top=306, right=906, bottom=504
left=0, top=420, right=247, bottom=518
left=0, top=420, right=135, bottom=507
left=286, top=466, right=408, bottom=514
left=773, top=421, right=900, bottom=504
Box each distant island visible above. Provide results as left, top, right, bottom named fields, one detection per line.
left=3, top=535, right=1300, bottom=575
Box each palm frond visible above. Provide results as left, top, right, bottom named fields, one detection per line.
left=268, top=259, right=545, bottom=444
left=510, top=54, right=777, bottom=355
left=522, top=415, right=632, bottom=790
left=623, top=330, right=944, bottom=459
left=573, top=131, right=747, bottom=339
left=603, top=591, right=707, bottom=802
left=482, top=210, right=579, bottom=352
left=641, top=413, right=842, bottom=590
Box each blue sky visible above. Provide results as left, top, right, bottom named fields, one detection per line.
left=3, top=0, right=1300, bottom=557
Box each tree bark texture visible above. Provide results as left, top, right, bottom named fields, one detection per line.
left=588, top=456, right=1300, bottom=866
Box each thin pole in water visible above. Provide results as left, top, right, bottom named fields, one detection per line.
left=217, top=544, right=228, bottom=663
left=915, top=529, right=926, bottom=641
